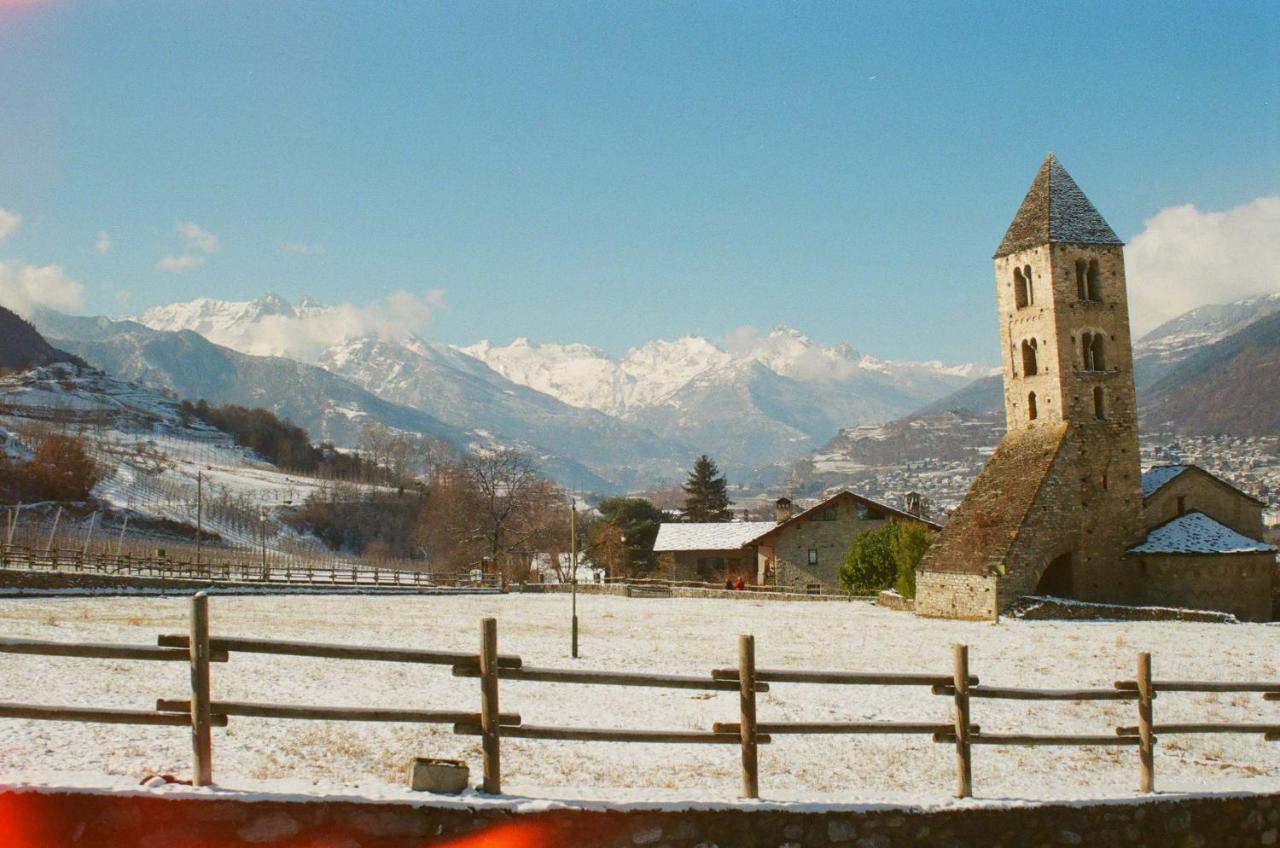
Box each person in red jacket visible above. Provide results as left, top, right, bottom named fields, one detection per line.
left=733, top=575, right=745, bottom=591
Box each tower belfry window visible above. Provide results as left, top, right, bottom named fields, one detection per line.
left=1081, top=332, right=1106, bottom=371
left=1075, top=259, right=1088, bottom=300
left=1027, top=391, right=1038, bottom=421
left=1014, top=267, right=1030, bottom=309
left=1093, top=387, right=1106, bottom=419
left=1086, top=259, right=1101, bottom=301
left=1021, top=338, right=1039, bottom=376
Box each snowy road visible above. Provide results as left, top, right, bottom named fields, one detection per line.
left=0, top=594, right=1276, bottom=804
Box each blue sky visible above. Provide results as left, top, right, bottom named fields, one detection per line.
left=1, top=1, right=1277, bottom=365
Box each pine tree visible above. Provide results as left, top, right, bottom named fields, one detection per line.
left=681, top=454, right=732, bottom=522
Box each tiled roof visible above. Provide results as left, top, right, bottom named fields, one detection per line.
left=917, top=423, right=1071, bottom=576
left=653, top=521, right=777, bottom=553
left=995, top=154, right=1124, bottom=258
left=1128, top=511, right=1276, bottom=555
left=1141, top=465, right=1190, bottom=499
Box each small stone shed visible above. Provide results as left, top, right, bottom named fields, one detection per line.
left=652, top=521, right=776, bottom=583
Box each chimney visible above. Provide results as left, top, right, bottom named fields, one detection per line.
left=774, top=497, right=794, bottom=523
left=902, top=491, right=925, bottom=518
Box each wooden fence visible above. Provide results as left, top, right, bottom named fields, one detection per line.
left=0, top=592, right=1276, bottom=798
left=0, top=544, right=501, bottom=590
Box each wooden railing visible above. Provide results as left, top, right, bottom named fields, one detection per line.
left=0, top=543, right=501, bottom=590
left=0, top=593, right=1276, bottom=799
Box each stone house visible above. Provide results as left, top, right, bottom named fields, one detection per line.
left=653, top=491, right=938, bottom=590
left=914, top=155, right=1276, bottom=622
left=753, top=491, right=939, bottom=590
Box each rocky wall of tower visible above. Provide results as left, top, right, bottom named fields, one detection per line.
left=995, top=246, right=1064, bottom=430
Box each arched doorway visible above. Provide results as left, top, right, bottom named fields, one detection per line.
left=1036, top=552, right=1074, bottom=597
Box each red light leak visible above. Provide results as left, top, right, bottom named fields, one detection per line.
left=0, top=793, right=580, bottom=848
left=432, top=819, right=565, bottom=848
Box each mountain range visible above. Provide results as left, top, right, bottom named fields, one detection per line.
left=127, top=295, right=986, bottom=480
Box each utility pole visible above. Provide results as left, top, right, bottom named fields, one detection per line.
left=195, top=471, right=203, bottom=568
left=570, top=496, right=579, bottom=659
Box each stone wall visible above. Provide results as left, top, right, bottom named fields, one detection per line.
left=1131, top=551, right=1276, bottom=622
left=3, top=786, right=1278, bottom=848
left=1145, top=470, right=1267, bottom=539
left=914, top=570, right=996, bottom=620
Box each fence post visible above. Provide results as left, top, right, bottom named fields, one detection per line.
left=1137, top=651, right=1154, bottom=793
left=189, top=592, right=214, bottom=785
left=479, top=617, right=501, bottom=793
left=738, top=633, right=759, bottom=799
left=952, top=643, right=973, bottom=798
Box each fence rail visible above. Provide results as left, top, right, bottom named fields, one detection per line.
left=0, top=543, right=501, bottom=591
left=0, top=593, right=1276, bottom=800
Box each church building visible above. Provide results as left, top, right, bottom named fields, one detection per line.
left=914, top=155, right=1276, bottom=622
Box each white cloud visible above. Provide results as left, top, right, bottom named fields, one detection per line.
left=0, top=208, right=20, bottom=241
left=0, top=261, right=85, bottom=316
left=281, top=241, right=324, bottom=256
left=168, top=289, right=447, bottom=361
left=95, top=231, right=111, bottom=254
left=156, top=254, right=205, bottom=273
left=177, top=221, right=220, bottom=253
left=1127, top=196, right=1280, bottom=336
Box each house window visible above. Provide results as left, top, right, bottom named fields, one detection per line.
left=1093, top=387, right=1106, bottom=420
left=1027, top=391, right=1038, bottom=421
left=816, top=506, right=837, bottom=521
left=1021, top=338, right=1038, bottom=376
left=807, top=549, right=818, bottom=566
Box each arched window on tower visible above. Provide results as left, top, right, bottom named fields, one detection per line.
left=1075, top=259, right=1088, bottom=300
left=1021, top=338, right=1038, bottom=376
left=1013, top=267, right=1029, bottom=309
left=1093, top=387, right=1106, bottom=420
left=1085, top=259, right=1101, bottom=301
left=1027, top=391, right=1038, bottom=421
left=1081, top=332, right=1096, bottom=370
left=1023, top=265, right=1034, bottom=305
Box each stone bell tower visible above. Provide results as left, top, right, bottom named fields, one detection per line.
left=915, top=155, right=1145, bottom=619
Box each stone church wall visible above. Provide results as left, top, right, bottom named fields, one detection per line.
left=1131, top=551, right=1276, bottom=622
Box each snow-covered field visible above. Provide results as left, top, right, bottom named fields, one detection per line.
left=0, top=594, right=1277, bottom=805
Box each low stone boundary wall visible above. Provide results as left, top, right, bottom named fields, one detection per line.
left=2, top=786, right=1277, bottom=848
left=1008, top=594, right=1238, bottom=623
left=524, top=583, right=853, bottom=602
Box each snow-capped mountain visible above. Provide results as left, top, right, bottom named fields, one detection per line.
left=1133, top=291, right=1280, bottom=385
left=465, top=327, right=986, bottom=417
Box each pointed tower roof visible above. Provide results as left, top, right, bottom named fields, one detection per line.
left=995, top=154, right=1123, bottom=258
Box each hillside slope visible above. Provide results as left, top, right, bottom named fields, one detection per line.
left=1141, top=310, right=1280, bottom=436
left=0, top=307, right=85, bottom=372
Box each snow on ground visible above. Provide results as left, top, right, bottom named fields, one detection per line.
left=0, top=594, right=1276, bottom=805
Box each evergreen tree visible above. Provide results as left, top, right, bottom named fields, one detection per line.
left=681, top=454, right=732, bottom=522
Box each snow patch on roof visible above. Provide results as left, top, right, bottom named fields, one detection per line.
left=1128, top=511, right=1275, bottom=555
left=1141, top=465, right=1190, bottom=499
left=653, top=521, right=777, bottom=552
